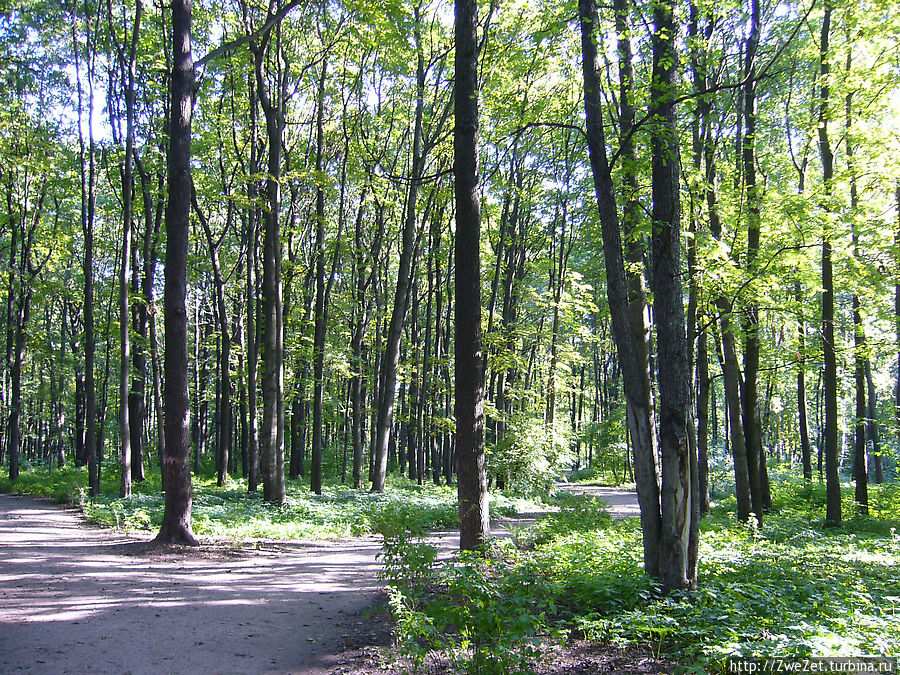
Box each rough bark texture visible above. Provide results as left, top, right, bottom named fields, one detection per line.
left=650, top=0, right=697, bottom=591
left=454, top=0, right=489, bottom=551
left=156, top=0, right=198, bottom=546
left=255, top=22, right=286, bottom=506
left=311, top=59, right=328, bottom=496
left=579, top=0, right=660, bottom=579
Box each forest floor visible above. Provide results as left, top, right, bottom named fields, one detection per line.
left=0, top=485, right=646, bottom=674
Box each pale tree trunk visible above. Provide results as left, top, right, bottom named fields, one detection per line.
left=455, top=0, right=489, bottom=550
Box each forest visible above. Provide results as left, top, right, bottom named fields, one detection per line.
left=1, top=0, right=900, bottom=671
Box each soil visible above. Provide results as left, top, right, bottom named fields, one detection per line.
left=0, top=485, right=668, bottom=674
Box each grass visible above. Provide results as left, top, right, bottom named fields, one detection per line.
left=0, top=462, right=532, bottom=541
left=382, top=476, right=900, bottom=674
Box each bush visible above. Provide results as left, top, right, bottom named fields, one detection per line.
left=487, top=415, right=572, bottom=497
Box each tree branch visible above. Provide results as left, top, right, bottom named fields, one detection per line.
left=194, top=0, right=305, bottom=70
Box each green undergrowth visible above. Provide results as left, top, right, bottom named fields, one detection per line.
left=381, top=477, right=900, bottom=674
left=0, top=464, right=533, bottom=541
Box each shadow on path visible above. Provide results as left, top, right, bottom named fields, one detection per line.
left=0, top=493, right=385, bottom=675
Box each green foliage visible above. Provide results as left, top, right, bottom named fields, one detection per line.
left=487, top=415, right=573, bottom=497
left=1, top=465, right=530, bottom=541
left=380, top=482, right=900, bottom=673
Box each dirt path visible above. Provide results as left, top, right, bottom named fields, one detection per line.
left=0, top=493, right=385, bottom=674
left=0, top=486, right=639, bottom=674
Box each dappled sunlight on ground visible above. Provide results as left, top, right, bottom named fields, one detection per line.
left=0, top=493, right=385, bottom=674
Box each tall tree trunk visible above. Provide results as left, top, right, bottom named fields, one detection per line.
left=740, top=0, right=764, bottom=521
left=371, top=5, right=426, bottom=492
left=579, top=0, right=660, bottom=579
left=796, top=280, right=813, bottom=480
left=847, top=82, right=867, bottom=514
left=455, top=0, right=489, bottom=550
left=156, top=0, right=198, bottom=546
left=311, top=58, right=328, bottom=495
left=195, top=193, right=233, bottom=488
left=818, top=2, right=841, bottom=525
left=895, top=182, right=899, bottom=474
left=650, top=0, right=698, bottom=591
left=72, top=4, right=100, bottom=496
left=254, top=18, right=286, bottom=505
left=116, top=0, right=142, bottom=499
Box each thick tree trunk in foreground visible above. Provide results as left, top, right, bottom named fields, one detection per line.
left=455, top=0, right=489, bottom=551
left=650, top=0, right=698, bottom=591
left=579, top=0, right=660, bottom=580
left=156, top=0, right=198, bottom=546
left=255, top=21, right=286, bottom=505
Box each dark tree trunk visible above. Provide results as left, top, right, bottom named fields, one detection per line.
left=156, top=0, right=198, bottom=546
left=818, top=2, right=841, bottom=525
left=311, top=58, right=328, bottom=495
left=580, top=0, right=660, bottom=579
left=796, top=280, right=813, bottom=480
left=195, top=192, right=233, bottom=488
left=254, top=18, right=286, bottom=505
left=455, top=0, right=489, bottom=550
left=847, top=82, right=867, bottom=514
left=650, top=0, right=698, bottom=591
left=116, top=0, right=142, bottom=500
left=740, top=0, right=764, bottom=523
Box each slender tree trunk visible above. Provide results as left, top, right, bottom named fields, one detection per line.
left=847, top=82, right=867, bottom=513
left=372, top=6, right=426, bottom=492
left=796, top=280, right=812, bottom=479
left=155, top=0, right=198, bottom=546
left=740, top=0, right=764, bottom=522
left=116, top=0, right=142, bottom=499
left=818, top=2, right=841, bottom=525
left=455, top=0, right=489, bottom=550
left=72, top=5, right=100, bottom=496
left=311, top=58, right=328, bottom=495
left=865, top=361, right=883, bottom=484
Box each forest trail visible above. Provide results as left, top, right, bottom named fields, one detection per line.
left=0, top=486, right=639, bottom=674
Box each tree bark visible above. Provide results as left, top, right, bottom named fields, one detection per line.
left=650, top=0, right=698, bottom=591
left=579, top=0, right=660, bottom=579
left=740, top=0, right=765, bottom=522
left=254, top=16, right=286, bottom=505
left=156, top=0, right=198, bottom=546
left=455, top=0, right=489, bottom=550
left=311, top=57, right=328, bottom=495
left=818, top=2, right=841, bottom=525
